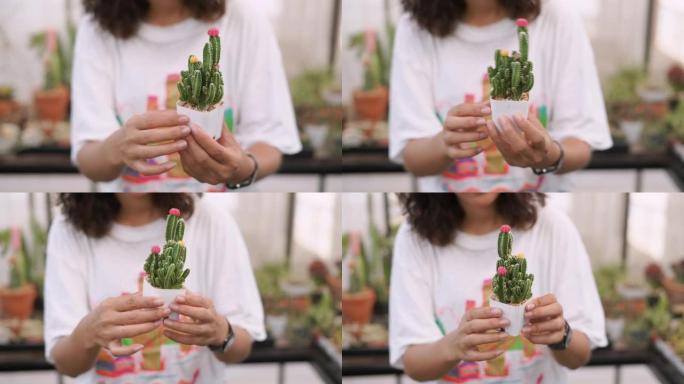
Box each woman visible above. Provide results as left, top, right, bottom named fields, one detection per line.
left=390, top=0, right=611, bottom=192
left=44, top=194, right=265, bottom=383
left=389, top=193, right=606, bottom=383
left=72, top=0, right=301, bottom=191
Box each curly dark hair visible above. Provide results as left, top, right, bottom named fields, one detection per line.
left=82, top=0, right=226, bottom=39
left=397, top=193, right=545, bottom=246
left=401, top=0, right=541, bottom=37
left=58, top=194, right=195, bottom=238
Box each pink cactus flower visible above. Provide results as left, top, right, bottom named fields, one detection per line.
left=151, top=245, right=161, bottom=254
left=497, top=266, right=507, bottom=276
left=208, top=28, right=220, bottom=37
left=169, top=208, right=181, bottom=216
left=516, top=18, right=529, bottom=27
left=500, top=224, right=511, bottom=233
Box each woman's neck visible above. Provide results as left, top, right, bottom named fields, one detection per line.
left=146, top=0, right=191, bottom=26
left=460, top=205, right=503, bottom=235
left=115, top=194, right=161, bottom=227
left=463, top=0, right=507, bottom=27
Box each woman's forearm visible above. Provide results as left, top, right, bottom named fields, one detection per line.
left=402, top=133, right=452, bottom=177
left=213, top=325, right=254, bottom=364
left=403, top=338, right=459, bottom=381
left=551, top=329, right=591, bottom=369
left=557, top=137, right=592, bottom=174
left=77, top=129, right=125, bottom=182
left=51, top=313, right=101, bottom=377
left=247, top=142, right=282, bottom=180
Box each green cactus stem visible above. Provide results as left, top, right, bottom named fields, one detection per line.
left=492, top=225, right=534, bottom=304
left=486, top=19, right=534, bottom=101
left=177, top=29, right=224, bottom=111
left=143, top=208, right=190, bottom=289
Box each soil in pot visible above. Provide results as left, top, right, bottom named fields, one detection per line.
left=34, top=86, right=70, bottom=122
left=0, top=283, right=37, bottom=320
left=353, top=87, right=388, bottom=122
left=342, top=287, right=376, bottom=325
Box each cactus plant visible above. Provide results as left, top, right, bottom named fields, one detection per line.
left=177, top=29, right=224, bottom=111
left=143, top=208, right=190, bottom=289
left=487, top=19, right=534, bottom=101
left=492, top=225, right=534, bottom=304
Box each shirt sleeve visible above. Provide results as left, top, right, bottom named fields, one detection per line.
left=544, top=0, right=612, bottom=150
left=543, top=209, right=608, bottom=349
left=44, top=214, right=91, bottom=362
left=389, top=224, right=443, bottom=369
left=205, top=202, right=266, bottom=341
left=228, top=0, right=302, bottom=155
left=70, top=16, right=120, bottom=166
left=388, top=15, right=443, bottom=163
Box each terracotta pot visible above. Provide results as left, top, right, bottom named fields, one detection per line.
left=0, top=100, right=18, bottom=118
left=0, top=284, right=37, bottom=320
left=342, top=288, right=376, bottom=325
left=353, top=87, right=388, bottom=122
left=34, top=86, right=70, bottom=122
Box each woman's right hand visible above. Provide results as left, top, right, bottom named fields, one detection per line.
left=439, top=306, right=509, bottom=363
left=80, top=294, right=169, bottom=356
left=113, top=111, right=192, bottom=175
left=439, top=102, right=491, bottom=160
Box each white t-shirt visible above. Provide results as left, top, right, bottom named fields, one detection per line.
left=389, top=207, right=607, bottom=384
left=44, top=197, right=266, bottom=384
left=389, top=0, right=612, bottom=192
left=71, top=0, right=302, bottom=192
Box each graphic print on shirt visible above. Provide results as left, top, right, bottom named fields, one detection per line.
left=94, top=272, right=201, bottom=383
left=115, top=73, right=233, bottom=192
left=436, top=278, right=544, bottom=383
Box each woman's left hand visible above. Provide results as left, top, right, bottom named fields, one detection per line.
left=521, top=294, right=566, bottom=345
left=179, top=124, right=255, bottom=185
left=163, top=292, right=229, bottom=347
left=486, top=111, right=561, bottom=169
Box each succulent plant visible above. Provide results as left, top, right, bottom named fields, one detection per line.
left=492, top=225, right=534, bottom=304
left=177, top=29, right=224, bottom=111
left=487, top=19, right=534, bottom=101
left=143, top=208, right=190, bottom=289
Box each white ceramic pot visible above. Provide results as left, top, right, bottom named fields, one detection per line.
left=176, top=101, right=225, bottom=140
left=143, top=279, right=185, bottom=320
left=490, top=99, right=529, bottom=131
left=489, top=296, right=527, bottom=336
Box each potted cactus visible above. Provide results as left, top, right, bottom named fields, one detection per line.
left=489, top=225, right=534, bottom=336
left=488, top=19, right=534, bottom=130
left=342, top=232, right=376, bottom=325
left=176, top=28, right=225, bottom=139
left=0, top=228, right=38, bottom=320
left=142, top=208, right=190, bottom=320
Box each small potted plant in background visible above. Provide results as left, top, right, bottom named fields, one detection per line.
left=604, top=67, right=648, bottom=149
left=489, top=225, right=534, bottom=336
left=488, top=19, right=534, bottom=129
left=176, top=29, right=225, bottom=140
left=143, top=208, right=190, bottom=320
left=0, top=228, right=38, bottom=320
left=342, top=232, right=376, bottom=325
left=667, top=64, right=684, bottom=106
left=0, top=86, right=18, bottom=119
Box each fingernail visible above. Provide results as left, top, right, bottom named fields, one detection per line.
left=163, top=307, right=171, bottom=315
left=153, top=298, right=163, bottom=306
left=176, top=296, right=185, bottom=303
left=522, top=327, right=530, bottom=333
left=169, top=304, right=177, bottom=310
left=178, top=115, right=190, bottom=124
left=481, top=107, right=491, bottom=114
left=480, top=132, right=487, bottom=138
left=526, top=303, right=535, bottom=311
left=181, top=126, right=191, bottom=135
left=491, top=308, right=502, bottom=315
left=177, top=140, right=187, bottom=149
left=476, top=118, right=486, bottom=125
left=499, top=319, right=510, bottom=326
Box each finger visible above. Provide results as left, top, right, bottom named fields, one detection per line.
left=134, top=125, right=191, bottom=145
left=446, top=145, right=483, bottom=160
left=127, top=141, right=187, bottom=160
left=191, top=125, right=233, bottom=164
left=107, top=320, right=162, bottom=339
left=163, top=328, right=204, bottom=346
left=106, top=341, right=144, bottom=357
left=175, top=292, right=211, bottom=309
left=526, top=294, right=558, bottom=311
left=443, top=131, right=487, bottom=146
left=163, top=318, right=213, bottom=337
left=465, top=307, right=503, bottom=322
left=463, top=349, right=505, bottom=362
left=112, top=294, right=164, bottom=312
left=513, top=114, right=546, bottom=150
left=217, top=123, right=238, bottom=147
left=183, top=130, right=223, bottom=170
left=128, top=110, right=189, bottom=130
left=463, top=318, right=509, bottom=334
left=169, top=303, right=214, bottom=322
left=522, top=318, right=565, bottom=335
left=112, top=307, right=170, bottom=325
left=449, top=102, right=491, bottom=117
left=444, top=116, right=487, bottom=132
left=525, top=302, right=563, bottom=320
left=498, top=116, right=528, bottom=153
left=130, top=160, right=176, bottom=176
left=524, top=331, right=565, bottom=345
left=463, top=332, right=509, bottom=347
left=486, top=120, right=507, bottom=151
